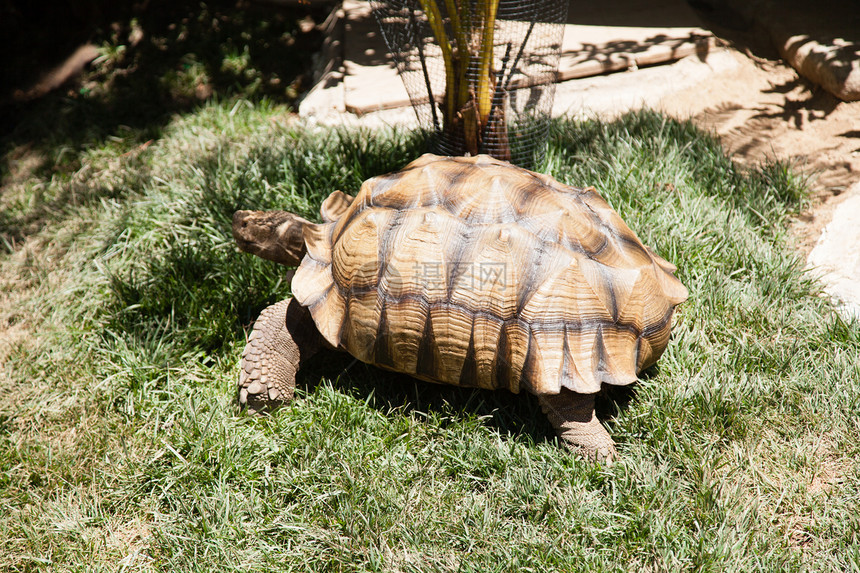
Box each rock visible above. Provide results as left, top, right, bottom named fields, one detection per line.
left=759, top=0, right=860, bottom=102
left=771, top=27, right=860, bottom=102
left=808, top=183, right=860, bottom=320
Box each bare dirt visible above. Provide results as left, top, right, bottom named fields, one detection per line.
left=656, top=48, right=860, bottom=254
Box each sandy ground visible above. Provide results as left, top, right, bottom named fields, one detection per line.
left=654, top=45, right=860, bottom=317
left=655, top=50, right=860, bottom=253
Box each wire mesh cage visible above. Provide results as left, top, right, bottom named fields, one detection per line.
left=371, top=0, right=567, bottom=168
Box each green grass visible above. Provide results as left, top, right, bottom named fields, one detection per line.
left=0, top=0, right=325, bottom=229
left=1, top=101, right=859, bottom=572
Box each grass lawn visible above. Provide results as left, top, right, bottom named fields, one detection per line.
left=1, top=6, right=859, bottom=564
left=1, top=96, right=858, bottom=571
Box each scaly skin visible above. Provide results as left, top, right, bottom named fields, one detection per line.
left=239, top=295, right=617, bottom=463
left=538, top=390, right=617, bottom=463
left=239, top=298, right=321, bottom=412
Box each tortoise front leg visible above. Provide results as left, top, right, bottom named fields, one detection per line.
left=239, top=298, right=321, bottom=412
left=538, top=390, right=617, bottom=463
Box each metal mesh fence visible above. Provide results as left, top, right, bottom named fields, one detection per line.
left=371, top=0, right=567, bottom=168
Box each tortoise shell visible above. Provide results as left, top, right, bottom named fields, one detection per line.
left=292, top=154, right=687, bottom=395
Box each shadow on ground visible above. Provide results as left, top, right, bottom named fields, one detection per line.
left=294, top=348, right=639, bottom=449
left=0, top=0, right=329, bottom=184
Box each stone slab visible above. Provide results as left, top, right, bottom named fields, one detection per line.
left=559, top=0, right=713, bottom=81
left=301, top=47, right=741, bottom=132
left=808, top=182, right=860, bottom=320
left=340, top=0, right=411, bottom=114
left=552, top=48, right=739, bottom=119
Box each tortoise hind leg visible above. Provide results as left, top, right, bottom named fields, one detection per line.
left=239, top=298, right=321, bottom=412
left=538, top=390, right=617, bottom=463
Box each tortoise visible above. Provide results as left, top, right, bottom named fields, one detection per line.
left=232, top=154, right=688, bottom=461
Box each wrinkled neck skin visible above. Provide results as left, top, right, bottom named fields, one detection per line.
left=232, top=210, right=310, bottom=267
left=232, top=191, right=354, bottom=267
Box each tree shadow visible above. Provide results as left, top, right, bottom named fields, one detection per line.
left=353, top=3, right=712, bottom=83
left=685, top=0, right=781, bottom=61
left=1, top=0, right=329, bottom=187
left=689, top=0, right=860, bottom=101
left=760, top=78, right=841, bottom=125
left=693, top=77, right=841, bottom=164
left=558, top=33, right=712, bottom=77
left=566, top=0, right=705, bottom=28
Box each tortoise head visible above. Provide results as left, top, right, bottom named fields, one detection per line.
left=232, top=209, right=310, bottom=267
left=233, top=191, right=355, bottom=267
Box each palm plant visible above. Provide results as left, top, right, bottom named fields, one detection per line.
left=418, top=0, right=508, bottom=158
left=374, top=0, right=566, bottom=166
